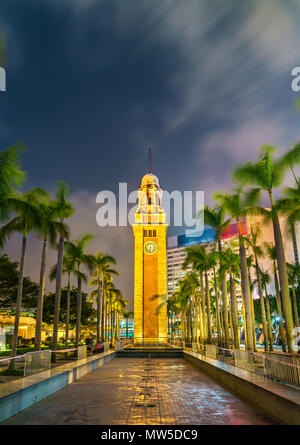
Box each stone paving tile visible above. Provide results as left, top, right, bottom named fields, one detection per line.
left=4, top=358, right=274, bottom=425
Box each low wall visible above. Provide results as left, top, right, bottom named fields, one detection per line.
left=184, top=351, right=300, bottom=425
left=0, top=351, right=116, bottom=423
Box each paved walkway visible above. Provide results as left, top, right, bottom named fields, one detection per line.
left=4, top=358, right=274, bottom=425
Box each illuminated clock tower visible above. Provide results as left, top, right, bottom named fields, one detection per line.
left=133, top=149, right=168, bottom=344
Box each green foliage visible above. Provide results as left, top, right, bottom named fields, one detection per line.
left=0, top=254, right=39, bottom=310
left=42, top=287, right=96, bottom=326
left=0, top=145, right=27, bottom=222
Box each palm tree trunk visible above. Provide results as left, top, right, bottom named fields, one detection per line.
left=213, top=269, right=221, bottom=346
left=52, top=234, right=64, bottom=361
left=34, top=237, right=47, bottom=352
left=239, top=233, right=254, bottom=351
left=96, top=277, right=101, bottom=343
left=200, top=273, right=207, bottom=341
left=230, top=269, right=240, bottom=349
left=205, top=271, right=212, bottom=343
left=197, top=292, right=204, bottom=346
left=65, top=272, right=71, bottom=350
left=273, top=267, right=286, bottom=352
left=218, top=239, right=230, bottom=348
left=126, top=317, right=129, bottom=338
left=75, top=274, right=82, bottom=349
left=292, top=285, right=299, bottom=327
left=100, top=275, right=105, bottom=341
left=254, top=255, right=269, bottom=351
left=247, top=267, right=258, bottom=352
left=269, top=191, right=294, bottom=352
left=264, top=285, right=273, bottom=351
left=9, top=234, right=27, bottom=371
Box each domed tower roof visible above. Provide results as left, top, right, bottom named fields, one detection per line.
left=141, top=173, right=159, bottom=187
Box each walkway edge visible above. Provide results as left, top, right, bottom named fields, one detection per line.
left=184, top=350, right=300, bottom=425
left=0, top=351, right=116, bottom=423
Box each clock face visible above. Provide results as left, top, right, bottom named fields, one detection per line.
left=144, top=241, right=157, bottom=254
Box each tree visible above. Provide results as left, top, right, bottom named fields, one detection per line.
left=89, top=252, right=117, bottom=343
left=232, top=144, right=300, bottom=352
left=214, top=190, right=255, bottom=351
left=64, top=234, right=94, bottom=348
left=183, top=246, right=214, bottom=343
left=264, top=242, right=287, bottom=352
left=50, top=182, right=74, bottom=359
left=0, top=145, right=26, bottom=222
left=219, top=248, right=240, bottom=349
left=246, top=224, right=269, bottom=351
left=0, top=254, right=39, bottom=310
left=199, top=205, right=231, bottom=346
left=277, top=175, right=300, bottom=265
left=0, top=188, right=46, bottom=368
left=259, top=269, right=274, bottom=351
left=286, top=262, right=300, bottom=327
left=34, top=198, right=69, bottom=351
left=121, top=310, right=133, bottom=339
left=49, top=254, right=75, bottom=349
left=42, top=287, right=96, bottom=333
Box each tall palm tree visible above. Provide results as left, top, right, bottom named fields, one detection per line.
left=264, top=242, right=287, bottom=352
left=199, top=205, right=231, bottom=346
left=245, top=224, right=269, bottom=351
left=34, top=199, right=69, bottom=351
left=49, top=254, right=75, bottom=350
left=286, top=262, right=300, bottom=327
left=64, top=234, right=94, bottom=348
left=89, top=252, right=117, bottom=343
left=51, top=182, right=74, bottom=359
left=121, top=309, right=133, bottom=339
left=214, top=190, right=255, bottom=351
left=183, top=246, right=214, bottom=343
left=277, top=175, right=300, bottom=266
left=0, top=188, right=45, bottom=368
left=259, top=269, right=274, bottom=351
left=219, top=248, right=240, bottom=349
left=232, top=143, right=300, bottom=352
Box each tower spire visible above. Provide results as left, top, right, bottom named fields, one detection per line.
left=148, top=147, right=152, bottom=173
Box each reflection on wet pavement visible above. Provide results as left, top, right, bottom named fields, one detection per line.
left=4, top=358, right=274, bottom=425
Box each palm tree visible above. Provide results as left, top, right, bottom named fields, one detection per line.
left=64, top=234, right=94, bottom=348
left=277, top=176, right=300, bottom=266
left=264, top=242, right=287, bottom=352
left=89, top=252, right=117, bottom=343
left=219, top=248, right=240, bottom=349
left=209, top=250, right=222, bottom=345
left=121, top=309, right=133, bottom=339
left=0, top=188, right=45, bottom=368
left=259, top=269, right=274, bottom=351
left=214, top=190, right=255, bottom=351
left=199, top=205, right=231, bottom=346
left=49, top=254, right=75, bottom=350
left=0, top=145, right=26, bottom=222
left=51, top=182, right=74, bottom=359
left=286, top=262, right=300, bottom=327
left=34, top=199, right=69, bottom=351
left=183, top=246, right=214, bottom=343
left=232, top=144, right=300, bottom=352
left=245, top=224, right=269, bottom=351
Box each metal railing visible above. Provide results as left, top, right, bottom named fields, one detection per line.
left=0, top=345, right=91, bottom=377
left=180, top=342, right=300, bottom=388
left=262, top=351, right=300, bottom=387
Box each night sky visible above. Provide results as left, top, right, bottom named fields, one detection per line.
left=1, top=0, right=300, bottom=307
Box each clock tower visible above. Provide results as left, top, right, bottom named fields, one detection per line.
left=133, top=151, right=168, bottom=344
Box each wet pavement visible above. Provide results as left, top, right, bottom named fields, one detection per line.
left=4, top=357, right=274, bottom=425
